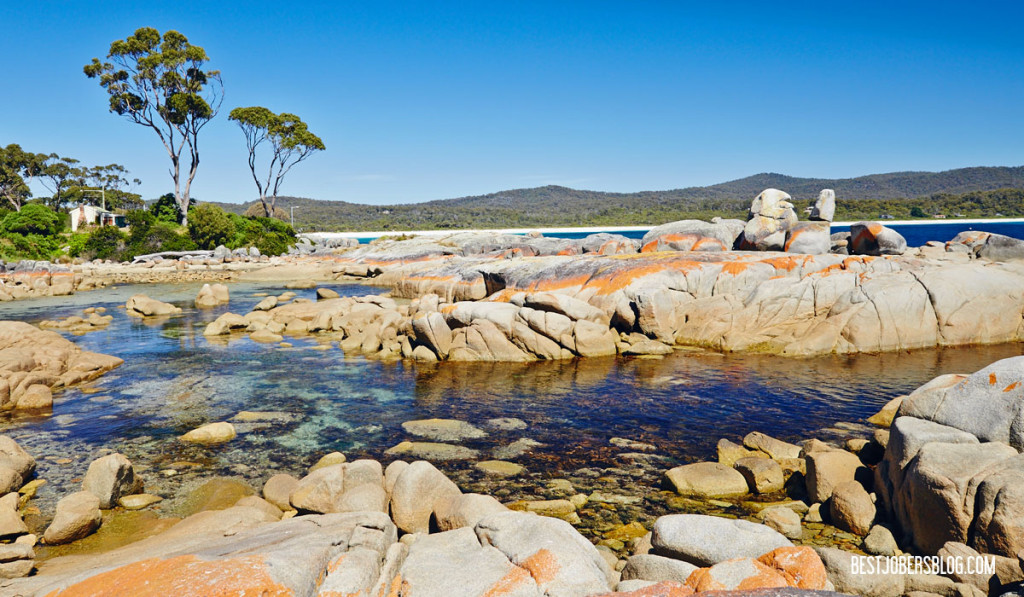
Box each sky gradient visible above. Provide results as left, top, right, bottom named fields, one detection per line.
left=3, top=1, right=1022, bottom=205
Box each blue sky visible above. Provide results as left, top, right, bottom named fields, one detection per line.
left=3, top=1, right=1022, bottom=205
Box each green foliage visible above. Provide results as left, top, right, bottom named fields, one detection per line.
left=150, top=193, right=194, bottom=223
left=0, top=233, right=60, bottom=261
left=82, top=225, right=127, bottom=260
left=187, top=203, right=233, bottom=249
left=84, top=27, right=222, bottom=222
left=228, top=106, right=324, bottom=217
left=0, top=144, right=41, bottom=211
left=910, top=206, right=928, bottom=218
left=1, top=204, right=60, bottom=236
left=67, top=233, right=89, bottom=258
left=226, top=213, right=296, bottom=255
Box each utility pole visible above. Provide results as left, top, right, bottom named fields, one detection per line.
left=290, top=205, right=299, bottom=228
left=82, top=188, right=106, bottom=210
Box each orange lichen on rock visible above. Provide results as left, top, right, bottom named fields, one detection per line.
left=684, top=558, right=789, bottom=592
left=1005, top=381, right=1021, bottom=392
left=480, top=565, right=536, bottom=597
left=756, top=546, right=828, bottom=590
left=44, top=554, right=292, bottom=597
left=519, top=548, right=560, bottom=585
left=594, top=580, right=695, bottom=596
left=991, top=372, right=999, bottom=385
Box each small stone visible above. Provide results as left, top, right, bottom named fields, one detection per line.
left=316, top=287, right=340, bottom=300
left=610, top=437, right=657, bottom=452
left=665, top=462, right=749, bottom=498
left=734, top=457, right=784, bottom=494
left=863, top=525, right=900, bottom=556
left=761, top=506, right=803, bottom=540
left=385, top=441, right=479, bottom=461
left=485, top=418, right=527, bottom=431
left=604, top=522, right=648, bottom=542
left=829, top=481, right=875, bottom=536
left=867, top=396, right=904, bottom=427
left=180, top=422, right=236, bottom=445
left=804, top=503, right=823, bottom=523
left=717, top=438, right=766, bottom=467
left=262, top=474, right=300, bottom=511
left=491, top=438, right=543, bottom=460
left=401, top=418, right=487, bottom=441
left=744, top=432, right=802, bottom=460
left=474, top=460, right=524, bottom=477
left=118, top=494, right=163, bottom=510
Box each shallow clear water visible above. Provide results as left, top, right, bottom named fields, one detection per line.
left=1, top=281, right=1021, bottom=519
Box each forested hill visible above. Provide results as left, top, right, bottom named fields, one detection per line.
left=210, top=165, right=1024, bottom=231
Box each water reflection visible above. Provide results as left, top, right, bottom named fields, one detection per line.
left=0, top=281, right=1020, bottom=513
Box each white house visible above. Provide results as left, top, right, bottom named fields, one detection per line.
left=69, top=204, right=127, bottom=233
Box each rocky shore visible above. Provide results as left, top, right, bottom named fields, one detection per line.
left=0, top=332, right=1020, bottom=595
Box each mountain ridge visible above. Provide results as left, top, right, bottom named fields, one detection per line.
left=209, top=164, right=1024, bottom=231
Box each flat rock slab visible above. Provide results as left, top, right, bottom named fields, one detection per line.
left=385, top=441, right=480, bottom=460
left=401, top=418, right=488, bottom=441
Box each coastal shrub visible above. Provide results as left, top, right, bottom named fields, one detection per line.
left=227, top=214, right=296, bottom=256
left=1, top=204, right=61, bottom=236
left=121, top=221, right=196, bottom=260
left=67, top=232, right=89, bottom=258
left=0, top=232, right=61, bottom=260
left=188, top=204, right=233, bottom=249
left=82, top=225, right=127, bottom=260
left=149, top=193, right=195, bottom=224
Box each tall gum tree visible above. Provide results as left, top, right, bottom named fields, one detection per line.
left=84, top=27, right=222, bottom=226
left=0, top=144, right=42, bottom=211
left=228, top=107, right=325, bottom=218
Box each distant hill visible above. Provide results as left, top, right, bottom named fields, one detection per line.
left=209, top=165, right=1024, bottom=231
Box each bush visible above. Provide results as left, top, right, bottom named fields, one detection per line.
left=67, top=232, right=89, bottom=258
left=2, top=204, right=60, bottom=236
left=121, top=221, right=197, bottom=260
left=149, top=193, right=195, bottom=224
left=82, top=226, right=127, bottom=260
left=188, top=204, right=233, bottom=250
left=227, top=214, right=296, bottom=256
left=243, top=203, right=289, bottom=221
left=0, top=233, right=60, bottom=260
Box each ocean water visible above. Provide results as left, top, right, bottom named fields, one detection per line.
left=1, top=281, right=1021, bottom=522
left=351, top=221, right=1024, bottom=246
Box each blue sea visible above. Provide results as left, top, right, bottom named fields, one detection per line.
left=352, top=221, right=1024, bottom=246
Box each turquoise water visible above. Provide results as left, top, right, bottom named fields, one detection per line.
left=1, top=282, right=1021, bottom=516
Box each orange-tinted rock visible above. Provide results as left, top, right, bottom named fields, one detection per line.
left=757, top=546, right=828, bottom=590
left=42, top=554, right=290, bottom=597
left=594, top=580, right=695, bottom=597
left=685, top=557, right=789, bottom=592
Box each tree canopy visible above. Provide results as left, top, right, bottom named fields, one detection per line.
left=228, top=106, right=325, bottom=218
left=84, top=27, right=222, bottom=225
left=0, top=144, right=41, bottom=211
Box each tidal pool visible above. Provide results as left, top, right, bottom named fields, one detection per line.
left=1, top=281, right=1021, bottom=530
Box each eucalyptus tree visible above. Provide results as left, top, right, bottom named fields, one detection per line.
left=38, top=154, right=82, bottom=210
left=84, top=27, right=222, bottom=225
left=228, top=107, right=325, bottom=218
left=0, top=144, right=41, bottom=211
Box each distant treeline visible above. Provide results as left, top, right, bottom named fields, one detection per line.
left=204, top=165, right=1024, bottom=231
left=211, top=187, right=1024, bottom=232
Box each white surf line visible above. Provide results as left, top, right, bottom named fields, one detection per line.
left=304, top=218, right=1024, bottom=239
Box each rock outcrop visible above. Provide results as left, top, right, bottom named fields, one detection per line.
left=0, top=321, right=123, bottom=410
left=876, top=356, right=1024, bottom=559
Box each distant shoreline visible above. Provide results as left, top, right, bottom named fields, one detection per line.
left=305, top=217, right=1024, bottom=240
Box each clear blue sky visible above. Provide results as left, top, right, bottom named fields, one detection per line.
left=3, top=1, right=1022, bottom=205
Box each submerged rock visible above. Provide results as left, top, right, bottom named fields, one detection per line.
left=179, top=422, right=237, bottom=445
left=401, top=418, right=487, bottom=441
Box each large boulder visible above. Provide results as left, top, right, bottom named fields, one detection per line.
left=43, top=491, right=102, bottom=545
left=807, top=189, right=835, bottom=223
left=899, top=356, right=1024, bottom=450
left=784, top=222, right=831, bottom=255
left=849, top=222, right=907, bottom=256
left=390, top=461, right=461, bottom=533
left=640, top=220, right=741, bottom=253
left=125, top=294, right=182, bottom=317
left=82, top=453, right=142, bottom=509
left=195, top=283, right=230, bottom=308
left=804, top=449, right=865, bottom=503
left=743, top=189, right=798, bottom=251
left=974, top=233, right=1024, bottom=261
left=828, top=480, right=875, bottom=536
left=475, top=510, right=614, bottom=595
left=620, top=554, right=698, bottom=584
left=651, top=514, right=792, bottom=566
left=396, top=526, right=542, bottom=597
